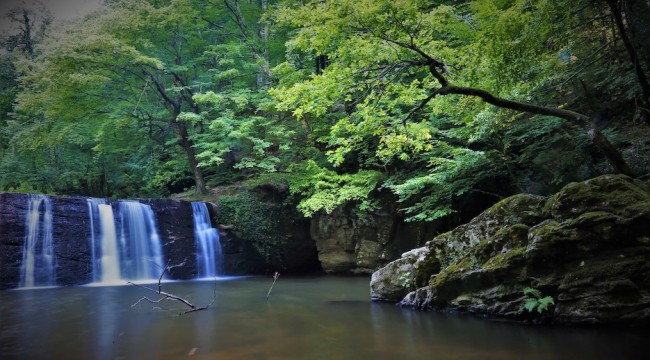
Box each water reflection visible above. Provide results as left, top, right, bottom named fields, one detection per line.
left=1, top=277, right=648, bottom=360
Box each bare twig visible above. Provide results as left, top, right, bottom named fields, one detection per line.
left=129, top=261, right=215, bottom=315
left=266, top=272, right=280, bottom=300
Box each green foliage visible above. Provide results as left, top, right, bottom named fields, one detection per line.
left=499, top=115, right=595, bottom=194
left=1, top=0, right=284, bottom=196
left=398, top=270, right=413, bottom=290
left=285, top=160, right=384, bottom=218
left=523, top=287, right=555, bottom=314
left=217, top=190, right=288, bottom=267
left=387, top=147, right=501, bottom=221
left=1, top=0, right=646, bottom=233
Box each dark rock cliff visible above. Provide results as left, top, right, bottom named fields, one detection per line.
left=370, top=175, right=650, bottom=326
left=0, top=193, right=94, bottom=289
left=141, top=198, right=197, bottom=279
left=0, top=193, right=34, bottom=289
left=0, top=193, right=211, bottom=289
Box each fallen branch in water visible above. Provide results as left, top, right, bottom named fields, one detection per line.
left=129, top=259, right=217, bottom=315
left=266, top=272, right=280, bottom=300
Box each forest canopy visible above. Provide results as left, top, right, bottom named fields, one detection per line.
left=1, top=0, right=648, bottom=224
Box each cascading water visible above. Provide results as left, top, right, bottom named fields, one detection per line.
left=20, top=195, right=55, bottom=288
left=87, top=199, right=121, bottom=283
left=118, top=201, right=164, bottom=281
left=191, top=202, right=223, bottom=278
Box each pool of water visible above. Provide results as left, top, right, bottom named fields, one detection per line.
left=1, top=276, right=647, bottom=359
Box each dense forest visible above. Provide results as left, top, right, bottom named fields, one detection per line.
left=1, top=0, right=648, bottom=227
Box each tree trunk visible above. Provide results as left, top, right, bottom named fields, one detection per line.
left=147, top=72, right=208, bottom=194
left=175, top=120, right=207, bottom=195
left=605, top=0, right=650, bottom=102
left=589, top=128, right=634, bottom=175
left=257, top=0, right=269, bottom=87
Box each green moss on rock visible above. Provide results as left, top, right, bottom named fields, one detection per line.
left=373, top=174, right=650, bottom=325
left=544, top=174, right=650, bottom=220
left=474, top=224, right=530, bottom=261
left=481, top=246, right=527, bottom=271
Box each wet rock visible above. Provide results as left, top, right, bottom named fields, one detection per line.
left=50, top=195, right=94, bottom=286
left=145, top=198, right=197, bottom=279
left=370, top=245, right=434, bottom=301
left=0, top=192, right=222, bottom=289
left=371, top=175, right=650, bottom=325
left=0, top=193, right=31, bottom=289
left=399, top=286, right=434, bottom=309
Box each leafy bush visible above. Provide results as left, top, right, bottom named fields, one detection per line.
left=218, top=190, right=288, bottom=267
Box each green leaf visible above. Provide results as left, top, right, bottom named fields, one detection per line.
left=523, top=287, right=542, bottom=299
left=524, top=299, right=538, bottom=313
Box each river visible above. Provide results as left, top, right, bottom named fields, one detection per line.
left=1, top=276, right=647, bottom=359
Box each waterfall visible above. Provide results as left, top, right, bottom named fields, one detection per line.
left=192, top=202, right=223, bottom=278
left=118, top=201, right=164, bottom=281
left=87, top=199, right=120, bottom=283
left=20, top=195, right=55, bottom=288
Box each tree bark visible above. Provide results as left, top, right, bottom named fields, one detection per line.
left=604, top=0, right=650, bottom=102
left=175, top=120, right=207, bottom=195
left=257, top=0, right=270, bottom=87
left=147, top=71, right=208, bottom=194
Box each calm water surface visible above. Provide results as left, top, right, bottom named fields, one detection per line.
left=1, top=276, right=648, bottom=359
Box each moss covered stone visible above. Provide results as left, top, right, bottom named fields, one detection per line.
left=543, top=174, right=650, bottom=220
left=371, top=174, right=650, bottom=325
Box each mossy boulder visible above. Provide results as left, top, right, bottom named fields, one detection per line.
left=371, top=193, right=545, bottom=302
left=372, top=174, right=650, bottom=325
left=433, top=194, right=546, bottom=269
left=543, top=174, right=650, bottom=220
left=370, top=245, right=434, bottom=301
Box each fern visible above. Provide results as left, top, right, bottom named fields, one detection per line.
left=523, top=287, right=555, bottom=314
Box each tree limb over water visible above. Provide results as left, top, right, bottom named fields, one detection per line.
left=129, top=260, right=217, bottom=315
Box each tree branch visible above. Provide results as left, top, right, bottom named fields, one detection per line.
left=128, top=281, right=196, bottom=310
left=438, top=85, right=590, bottom=123
left=224, top=0, right=247, bottom=38
left=129, top=261, right=215, bottom=315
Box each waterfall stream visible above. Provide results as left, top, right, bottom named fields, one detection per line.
left=87, top=200, right=164, bottom=283
left=192, top=202, right=223, bottom=278
left=20, top=195, right=55, bottom=288
left=118, top=201, right=164, bottom=281
left=87, top=199, right=121, bottom=283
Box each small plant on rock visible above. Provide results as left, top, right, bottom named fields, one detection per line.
left=399, top=271, right=413, bottom=290
left=523, top=287, right=555, bottom=314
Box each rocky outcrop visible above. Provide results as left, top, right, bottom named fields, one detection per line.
left=371, top=175, right=650, bottom=325
left=311, top=207, right=434, bottom=274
